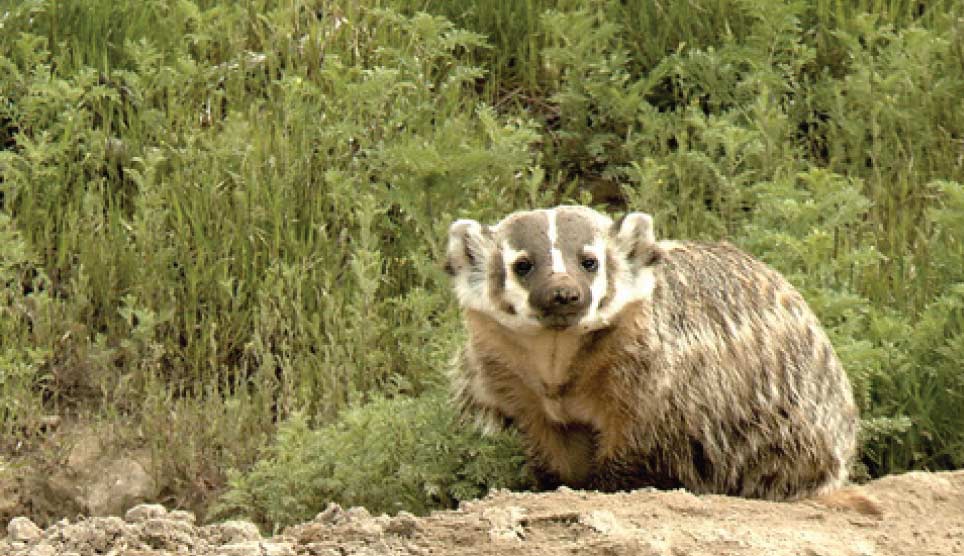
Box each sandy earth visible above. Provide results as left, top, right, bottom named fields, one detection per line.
left=3, top=470, right=962, bottom=556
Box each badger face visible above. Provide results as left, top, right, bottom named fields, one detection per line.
left=446, top=206, right=657, bottom=335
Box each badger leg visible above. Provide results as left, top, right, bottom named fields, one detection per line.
left=586, top=417, right=687, bottom=492
left=588, top=450, right=685, bottom=493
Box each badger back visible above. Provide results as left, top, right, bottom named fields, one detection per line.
left=645, top=241, right=858, bottom=491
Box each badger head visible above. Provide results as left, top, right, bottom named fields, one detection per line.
left=445, top=206, right=657, bottom=335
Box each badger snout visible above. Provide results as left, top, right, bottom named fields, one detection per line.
left=530, top=274, right=590, bottom=327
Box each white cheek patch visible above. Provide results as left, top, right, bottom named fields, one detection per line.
left=545, top=209, right=567, bottom=274
left=578, top=243, right=657, bottom=332
left=583, top=239, right=608, bottom=323
left=454, top=272, right=498, bottom=319
left=602, top=266, right=656, bottom=324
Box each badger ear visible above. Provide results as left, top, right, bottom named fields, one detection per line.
left=445, top=219, right=491, bottom=276
left=611, top=212, right=656, bottom=263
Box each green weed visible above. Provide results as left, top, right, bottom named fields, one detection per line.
left=211, top=390, right=529, bottom=531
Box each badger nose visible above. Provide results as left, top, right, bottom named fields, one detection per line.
left=531, top=275, right=588, bottom=316
left=550, top=285, right=581, bottom=306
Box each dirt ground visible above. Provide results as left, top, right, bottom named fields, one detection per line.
left=4, top=469, right=963, bottom=556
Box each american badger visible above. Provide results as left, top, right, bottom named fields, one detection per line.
left=445, top=205, right=859, bottom=500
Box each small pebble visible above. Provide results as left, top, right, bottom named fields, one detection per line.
left=125, top=503, right=168, bottom=523
left=28, top=543, right=57, bottom=556
left=213, top=520, right=262, bottom=543
left=7, top=516, right=43, bottom=543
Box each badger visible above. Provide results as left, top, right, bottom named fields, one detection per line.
left=445, top=205, right=859, bottom=500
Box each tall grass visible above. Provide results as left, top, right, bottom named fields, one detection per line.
left=1, top=0, right=963, bottom=524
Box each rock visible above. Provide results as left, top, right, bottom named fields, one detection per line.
left=60, top=522, right=108, bottom=553
left=58, top=517, right=127, bottom=553
left=169, top=509, right=197, bottom=524
left=8, top=516, right=42, bottom=542
left=125, top=503, right=168, bottom=523
left=140, top=517, right=196, bottom=550
left=313, top=503, right=376, bottom=529
left=580, top=510, right=623, bottom=535
left=344, top=507, right=371, bottom=522
left=262, top=541, right=296, bottom=556
left=304, top=544, right=341, bottom=556
left=315, top=503, right=343, bottom=524
left=208, top=520, right=262, bottom=544
left=28, top=543, right=57, bottom=556
left=385, top=512, right=418, bottom=538
left=482, top=506, right=526, bottom=542
left=216, top=541, right=262, bottom=556
left=43, top=428, right=156, bottom=518
left=83, top=457, right=155, bottom=516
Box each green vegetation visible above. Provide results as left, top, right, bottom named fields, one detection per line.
left=1, top=0, right=963, bottom=529
left=211, top=392, right=529, bottom=529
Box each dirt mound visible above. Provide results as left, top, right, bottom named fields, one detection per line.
left=4, top=470, right=963, bottom=556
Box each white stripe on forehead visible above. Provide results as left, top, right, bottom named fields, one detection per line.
left=544, top=209, right=567, bottom=274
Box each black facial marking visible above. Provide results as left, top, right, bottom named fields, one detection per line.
left=512, top=258, right=534, bottom=277
left=643, top=247, right=661, bottom=266
left=580, top=255, right=599, bottom=273
left=486, top=249, right=506, bottom=303
left=555, top=209, right=596, bottom=261
left=611, top=214, right=628, bottom=237
left=505, top=213, right=550, bottom=255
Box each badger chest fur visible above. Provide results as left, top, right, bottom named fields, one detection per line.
left=445, top=206, right=858, bottom=500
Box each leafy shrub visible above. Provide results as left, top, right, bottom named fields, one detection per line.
left=212, top=390, right=529, bottom=530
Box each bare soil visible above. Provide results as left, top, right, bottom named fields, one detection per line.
left=4, top=470, right=963, bottom=556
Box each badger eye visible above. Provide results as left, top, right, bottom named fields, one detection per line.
left=580, top=256, right=599, bottom=273
left=512, top=258, right=533, bottom=277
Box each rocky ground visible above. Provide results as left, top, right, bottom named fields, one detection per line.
left=3, top=470, right=963, bottom=556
